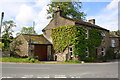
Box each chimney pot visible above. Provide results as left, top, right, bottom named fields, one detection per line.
left=56, top=6, right=60, bottom=11
left=88, top=19, right=95, bottom=24
left=55, top=6, right=61, bottom=17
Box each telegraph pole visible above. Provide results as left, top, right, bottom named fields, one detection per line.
left=33, top=21, right=35, bottom=34
left=0, top=12, right=4, bottom=40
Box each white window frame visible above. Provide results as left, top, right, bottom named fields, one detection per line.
left=86, top=29, right=89, bottom=39
left=101, top=32, right=105, bottom=41
left=86, top=47, right=89, bottom=57
left=101, top=48, right=105, bottom=56
left=69, top=46, right=73, bottom=57
left=111, top=39, right=115, bottom=48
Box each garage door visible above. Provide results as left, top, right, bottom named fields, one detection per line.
left=34, top=45, right=47, bottom=61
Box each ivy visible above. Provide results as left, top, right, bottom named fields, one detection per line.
left=51, top=25, right=102, bottom=60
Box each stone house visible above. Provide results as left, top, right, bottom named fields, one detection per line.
left=14, top=34, right=52, bottom=61
left=14, top=7, right=117, bottom=61
left=42, top=7, right=110, bottom=61
left=109, top=34, right=120, bottom=57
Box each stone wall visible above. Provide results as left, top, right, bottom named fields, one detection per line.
left=15, top=35, right=29, bottom=57
left=97, top=31, right=110, bottom=56
left=110, top=37, right=120, bottom=49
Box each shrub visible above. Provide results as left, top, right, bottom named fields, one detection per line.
left=65, top=60, right=81, bottom=63
left=26, top=56, right=39, bottom=63
left=105, top=48, right=114, bottom=60
left=82, top=57, right=95, bottom=62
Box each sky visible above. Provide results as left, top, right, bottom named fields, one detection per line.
left=0, top=0, right=119, bottom=37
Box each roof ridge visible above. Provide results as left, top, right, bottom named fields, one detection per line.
left=62, top=16, right=109, bottom=31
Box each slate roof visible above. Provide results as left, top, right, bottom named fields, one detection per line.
left=110, top=35, right=120, bottom=38
left=63, top=17, right=109, bottom=32
left=21, top=34, right=51, bottom=44
left=43, top=16, right=109, bottom=32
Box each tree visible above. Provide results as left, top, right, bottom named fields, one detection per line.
left=110, top=30, right=120, bottom=35
left=16, top=27, right=37, bottom=36
left=47, top=1, right=86, bottom=20
left=2, top=20, right=16, bottom=50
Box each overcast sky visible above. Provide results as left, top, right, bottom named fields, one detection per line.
left=0, top=0, right=119, bottom=37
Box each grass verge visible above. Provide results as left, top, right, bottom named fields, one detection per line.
left=0, top=57, right=82, bottom=64
left=0, top=57, right=41, bottom=63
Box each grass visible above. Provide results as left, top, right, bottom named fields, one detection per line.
left=64, top=60, right=82, bottom=63
left=0, top=57, right=83, bottom=64
left=0, top=57, right=41, bottom=63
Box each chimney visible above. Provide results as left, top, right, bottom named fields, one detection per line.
left=88, top=19, right=95, bottom=24
left=55, top=6, right=61, bottom=17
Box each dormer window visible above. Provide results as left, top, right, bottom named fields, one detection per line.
left=86, top=29, right=89, bottom=39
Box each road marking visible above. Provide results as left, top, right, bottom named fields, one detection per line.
left=37, top=77, right=42, bottom=78
left=21, top=77, right=27, bottom=78
left=71, top=77, right=75, bottom=78
left=42, top=76, right=50, bottom=78
left=2, top=77, right=13, bottom=78
left=54, top=75, right=67, bottom=78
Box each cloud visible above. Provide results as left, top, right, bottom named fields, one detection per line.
left=12, top=0, right=51, bottom=35
left=34, top=0, right=50, bottom=7
left=87, top=0, right=118, bottom=31
left=15, top=4, right=37, bottom=25
left=34, top=5, right=50, bottom=34
left=106, top=0, right=118, bottom=10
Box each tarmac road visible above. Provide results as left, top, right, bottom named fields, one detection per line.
left=2, top=61, right=118, bottom=78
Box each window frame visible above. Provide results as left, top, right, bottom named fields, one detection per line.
left=111, top=39, right=115, bottom=48
left=101, top=48, right=105, bottom=56
left=69, top=46, right=73, bottom=57
left=85, top=29, right=89, bottom=39
left=86, top=47, right=89, bottom=57
left=101, top=32, right=105, bottom=41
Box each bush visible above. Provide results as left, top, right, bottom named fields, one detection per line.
left=26, top=56, right=39, bottom=63
left=65, top=60, right=81, bottom=63
left=105, top=48, right=114, bottom=60
left=82, top=57, right=95, bottom=62
left=96, top=56, right=107, bottom=62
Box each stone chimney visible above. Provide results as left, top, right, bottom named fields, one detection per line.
left=88, top=19, right=95, bottom=24
left=55, top=6, right=62, bottom=17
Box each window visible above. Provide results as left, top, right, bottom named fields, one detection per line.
left=101, top=48, right=105, bottom=56
left=86, top=47, right=89, bottom=57
left=111, top=40, right=115, bottom=48
left=101, top=32, right=105, bottom=41
left=86, top=29, right=89, bottom=39
left=69, top=46, right=73, bottom=59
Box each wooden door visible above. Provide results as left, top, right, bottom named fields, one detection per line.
left=34, top=45, right=47, bottom=61
left=95, top=48, right=98, bottom=58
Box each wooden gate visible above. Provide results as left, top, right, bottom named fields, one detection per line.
left=34, top=45, right=47, bottom=61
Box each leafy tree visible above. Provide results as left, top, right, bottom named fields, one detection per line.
left=110, top=30, right=120, bottom=35
left=16, top=27, right=37, bottom=36
left=2, top=20, right=16, bottom=37
left=2, top=20, right=16, bottom=50
left=47, top=1, right=86, bottom=20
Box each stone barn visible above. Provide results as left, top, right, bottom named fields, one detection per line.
left=14, top=34, right=53, bottom=61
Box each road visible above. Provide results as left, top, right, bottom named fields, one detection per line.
left=2, top=62, right=118, bottom=78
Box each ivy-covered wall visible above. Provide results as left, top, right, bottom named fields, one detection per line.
left=51, top=25, right=102, bottom=60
